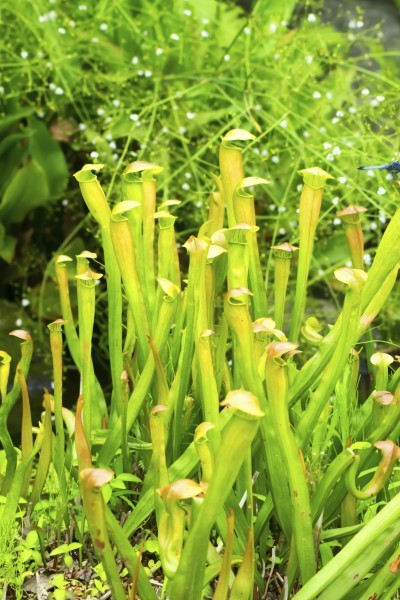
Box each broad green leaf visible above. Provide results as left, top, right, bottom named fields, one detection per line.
left=0, top=160, right=49, bottom=223
left=28, top=117, right=68, bottom=197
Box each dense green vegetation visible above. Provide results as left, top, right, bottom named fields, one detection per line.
left=1, top=1, right=400, bottom=598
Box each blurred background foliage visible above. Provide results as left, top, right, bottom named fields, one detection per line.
left=1, top=0, right=400, bottom=368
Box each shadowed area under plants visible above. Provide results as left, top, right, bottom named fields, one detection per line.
left=1, top=126, right=400, bottom=600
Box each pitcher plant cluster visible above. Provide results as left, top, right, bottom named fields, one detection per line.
left=1, top=129, right=400, bottom=599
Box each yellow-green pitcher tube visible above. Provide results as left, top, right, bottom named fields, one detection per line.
left=337, top=205, right=367, bottom=270
left=74, top=165, right=124, bottom=425
left=289, top=167, right=333, bottom=342
left=219, top=129, right=255, bottom=228
left=272, top=243, right=298, bottom=331
left=265, top=342, right=316, bottom=584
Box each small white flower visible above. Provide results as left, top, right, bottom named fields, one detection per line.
left=303, top=131, right=310, bottom=138
left=348, top=106, right=357, bottom=114
left=331, top=197, right=339, bottom=205
left=105, top=133, right=113, bottom=141
left=269, top=23, right=277, bottom=33
left=179, top=126, right=186, bottom=134
left=37, top=110, right=45, bottom=118
left=224, top=54, right=230, bottom=61
left=379, top=209, right=386, bottom=222
left=377, top=187, right=386, bottom=196
left=112, top=99, right=120, bottom=107
left=333, top=218, right=341, bottom=226
left=376, top=95, right=385, bottom=102
left=201, top=30, right=209, bottom=38
left=348, top=33, right=355, bottom=41
left=326, top=92, right=333, bottom=99
left=363, top=253, right=372, bottom=266
left=170, top=33, right=180, bottom=41
left=274, top=53, right=280, bottom=60
left=21, top=298, right=30, bottom=307
left=326, top=153, right=334, bottom=161
left=161, top=126, right=169, bottom=133
left=130, top=113, right=139, bottom=121
left=38, top=15, right=48, bottom=22
left=336, top=110, right=344, bottom=117
left=109, top=141, right=117, bottom=150
left=313, top=91, right=321, bottom=99
left=69, top=20, right=75, bottom=27
left=55, top=87, right=64, bottom=95
left=90, top=151, right=99, bottom=158
left=280, top=119, right=287, bottom=128
left=79, top=123, right=87, bottom=131
left=182, top=183, right=190, bottom=191
left=338, top=176, right=347, bottom=184
left=183, top=9, right=191, bottom=16
left=366, top=170, right=375, bottom=177
left=202, top=18, right=210, bottom=25
left=332, top=146, right=341, bottom=155
left=137, top=70, right=143, bottom=76
left=271, top=156, right=280, bottom=163
left=377, top=31, right=384, bottom=39
left=97, top=108, right=105, bottom=116
left=308, top=13, right=317, bottom=22
left=186, top=112, right=196, bottom=119
left=156, top=48, right=163, bottom=55
left=345, top=260, right=352, bottom=267
left=296, top=185, right=303, bottom=192
left=361, top=88, right=370, bottom=96
left=278, top=206, right=286, bottom=213
left=323, top=142, right=332, bottom=149
left=244, top=27, right=251, bottom=35
left=49, top=82, right=56, bottom=90
left=320, top=126, right=327, bottom=133
left=48, top=10, right=57, bottom=19
left=196, top=201, right=203, bottom=208
left=132, top=56, right=139, bottom=65
left=331, top=117, right=339, bottom=124
left=253, top=148, right=260, bottom=155
left=261, top=149, right=269, bottom=156
left=20, top=50, right=29, bottom=59
left=15, top=318, right=23, bottom=327
left=357, top=20, right=364, bottom=28
left=62, top=199, right=69, bottom=206
left=91, top=37, right=99, bottom=43
left=144, top=70, right=152, bottom=77
left=369, top=221, right=378, bottom=230
left=58, top=27, right=66, bottom=34
left=278, top=227, right=286, bottom=235
left=289, top=220, right=298, bottom=228
left=185, top=172, right=192, bottom=179
left=370, top=99, right=378, bottom=108
left=305, top=55, right=313, bottom=64
left=270, top=204, right=276, bottom=211
left=100, top=23, right=108, bottom=31
left=78, top=4, right=87, bottom=10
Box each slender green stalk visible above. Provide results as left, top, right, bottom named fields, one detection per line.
left=172, top=236, right=208, bottom=458
left=272, top=243, right=298, bottom=331
left=80, top=468, right=126, bottom=599
left=170, top=391, right=264, bottom=600
left=219, top=129, right=255, bottom=228
left=30, top=390, right=52, bottom=507
left=142, top=163, right=163, bottom=318
left=74, top=164, right=124, bottom=424
left=289, top=167, right=333, bottom=341
left=363, top=543, right=400, bottom=600
left=296, top=268, right=367, bottom=449
left=265, top=342, right=316, bottom=584
left=0, top=330, right=33, bottom=494
left=233, top=177, right=269, bottom=317
left=18, top=369, right=33, bottom=498
left=110, top=201, right=151, bottom=371
left=76, top=258, right=103, bottom=441
left=336, top=205, right=367, bottom=270
left=213, top=510, right=235, bottom=600
left=48, top=319, right=67, bottom=506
